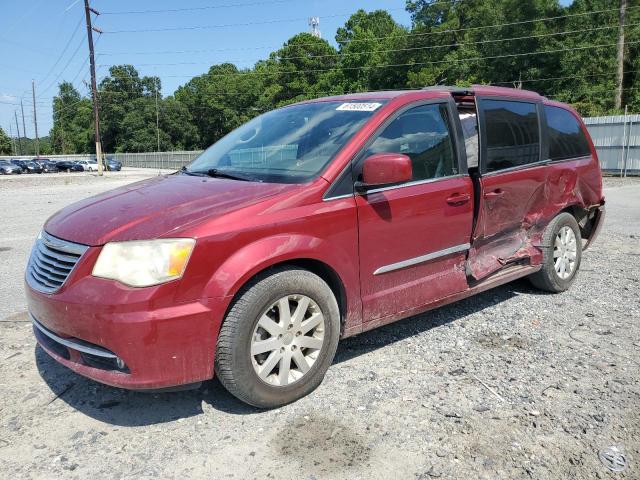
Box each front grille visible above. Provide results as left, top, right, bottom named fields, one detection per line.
left=26, top=231, right=89, bottom=294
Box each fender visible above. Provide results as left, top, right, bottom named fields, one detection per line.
left=202, top=233, right=363, bottom=328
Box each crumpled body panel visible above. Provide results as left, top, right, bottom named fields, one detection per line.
left=468, top=155, right=603, bottom=280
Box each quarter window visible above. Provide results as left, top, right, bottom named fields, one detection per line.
left=544, top=105, right=591, bottom=160
left=363, top=104, right=457, bottom=182
left=482, top=100, right=540, bottom=172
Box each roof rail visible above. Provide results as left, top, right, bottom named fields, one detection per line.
left=422, top=85, right=473, bottom=95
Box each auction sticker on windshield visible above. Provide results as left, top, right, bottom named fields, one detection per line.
left=336, top=102, right=382, bottom=112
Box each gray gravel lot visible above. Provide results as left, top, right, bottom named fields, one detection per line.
left=0, top=172, right=638, bottom=479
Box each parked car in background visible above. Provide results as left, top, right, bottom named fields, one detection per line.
left=26, top=86, right=605, bottom=408
left=33, top=158, right=58, bottom=173
left=25, top=161, right=43, bottom=174
left=56, top=160, right=84, bottom=172
left=32, top=159, right=55, bottom=173
left=76, top=159, right=99, bottom=172
left=40, top=159, right=59, bottom=173
left=0, top=160, right=22, bottom=174
left=105, top=157, right=122, bottom=171
left=10, top=159, right=30, bottom=173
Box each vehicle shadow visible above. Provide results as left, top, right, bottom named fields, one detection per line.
left=35, top=278, right=543, bottom=426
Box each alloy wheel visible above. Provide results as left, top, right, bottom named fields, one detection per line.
left=250, top=294, right=325, bottom=386
left=554, top=226, right=577, bottom=279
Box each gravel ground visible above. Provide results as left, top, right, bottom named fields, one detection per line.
left=0, top=173, right=638, bottom=480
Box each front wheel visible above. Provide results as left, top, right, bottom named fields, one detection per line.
left=215, top=268, right=340, bottom=408
left=529, top=212, right=582, bottom=293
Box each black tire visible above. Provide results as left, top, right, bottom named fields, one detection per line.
left=215, top=267, right=340, bottom=408
left=529, top=212, right=582, bottom=293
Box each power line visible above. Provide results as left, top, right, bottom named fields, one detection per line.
left=35, top=15, right=85, bottom=89
left=490, top=71, right=640, bottom=86
left=106, top=23, right=635, bottom=68
left=364, top=5, right=638, bottom=45
left=129, top=40, right=640, bottom=79
left=103, top=8, right=406, bottom=34
left=38, top=35, right=88, bottom=97
left=101, top=0, right=299, bottom=15
left=47, top=70, right=640, bottom=112
left=101, top=5, right=635, bottom=39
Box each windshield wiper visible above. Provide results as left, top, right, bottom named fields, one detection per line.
left=181, top=166, right=255, bottom=181
left=179, top=166, right=207, bottom=177
left=204, top=168, right=252, bottom=181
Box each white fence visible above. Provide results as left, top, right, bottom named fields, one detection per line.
left=0, top=151, right=203, bottom=171
left=584, top=115, right=640, bottom=175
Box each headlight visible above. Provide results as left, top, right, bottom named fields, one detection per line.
left=92, top=238, right=195, bottom=287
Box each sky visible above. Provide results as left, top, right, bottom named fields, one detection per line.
left=0, top=0, right=572, bottom=139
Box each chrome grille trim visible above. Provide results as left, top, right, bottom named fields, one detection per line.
left=26, top=231, right=89, bottom=294
left=31, top=313, right=117, bottom=359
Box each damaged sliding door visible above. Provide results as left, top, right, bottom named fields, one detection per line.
left=468, top=98, right=549, bottom=280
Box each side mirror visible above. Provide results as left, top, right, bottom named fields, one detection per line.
left=356, top=153, right=412, bottom=192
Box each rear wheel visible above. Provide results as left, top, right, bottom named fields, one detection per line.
left=529, top=212, right=582, bottom=292
left=215, top=268, right=340, bottom=408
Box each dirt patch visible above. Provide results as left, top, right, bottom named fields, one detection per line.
left=273, top=414, right=371, bottom=473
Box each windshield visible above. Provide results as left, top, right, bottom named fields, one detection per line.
left=186, top=100, right=386, bottom=183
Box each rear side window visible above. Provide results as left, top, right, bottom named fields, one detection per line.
left=482, top=100, right=540, bottom=172
left=363, top=103, right=457, bottom=182
left=544, top=105, right=591, bottom=160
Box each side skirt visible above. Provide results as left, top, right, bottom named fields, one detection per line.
left=342, top=263, right=541, bottom=338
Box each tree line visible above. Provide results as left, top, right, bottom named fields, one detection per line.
left=1, top=0, right=638, bottom=155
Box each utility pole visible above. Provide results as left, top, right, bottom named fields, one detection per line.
left=14, top=111, right=22, bottom=155
left=84, top=0, right=104, bottom=175
left=32, top=80, right=40, bottom=157
left=155, top=79, right=161, bottom=152
left=615, top=0, right=627, bottom=110
left=20, top=100, right=27, bottom=155
left=9, top=123, right=16, bottom=156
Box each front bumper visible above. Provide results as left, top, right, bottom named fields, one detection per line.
left=27, top=277, right=229, bottom=390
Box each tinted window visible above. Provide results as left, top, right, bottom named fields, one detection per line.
left=363, top=103, right=457, bottom=182
left=483, top=100, right=540, bottom=172
left=545, top=105, right=590, bottom=160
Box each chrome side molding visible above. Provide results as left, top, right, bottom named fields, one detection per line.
left=373, top=243, right=470, bottom=275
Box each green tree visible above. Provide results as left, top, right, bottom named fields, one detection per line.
left=0, top=126, right=12, bottom=154
left=98, top=65, right=160, bottom=152
left=50, top=82, right=93, bottom=154
left=336, top=9, right=408, bottom=91
left=175, top=63, right=264, bottom=147
left=548, top=0, right=640, bottom=115
left=405, top=0, right=561, bottom=88
left=262, top=33, right=344, bottom=106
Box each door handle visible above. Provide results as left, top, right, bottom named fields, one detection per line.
left=484, top=188, right=504, bottom=199
left=446, top=193, right=471, bottom=206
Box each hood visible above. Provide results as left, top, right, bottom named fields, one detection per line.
left=44, top=174, right=298, bottom=245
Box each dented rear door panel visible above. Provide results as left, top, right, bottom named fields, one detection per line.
left=468, top=96, right=604, bottom=281
left=469, top=165, right=549, bottom=279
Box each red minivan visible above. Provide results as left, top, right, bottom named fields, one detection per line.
left=26, top=86, right=605, bottom=408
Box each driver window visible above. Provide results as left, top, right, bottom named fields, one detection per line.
left=363, top=103, right=457, bottom=182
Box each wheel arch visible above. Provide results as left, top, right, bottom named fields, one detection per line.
left=559, top=203, right=601, bottom=241
left=221, top=258, right=349, bottom=335
left=203, top=234, right=356, bottom=334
